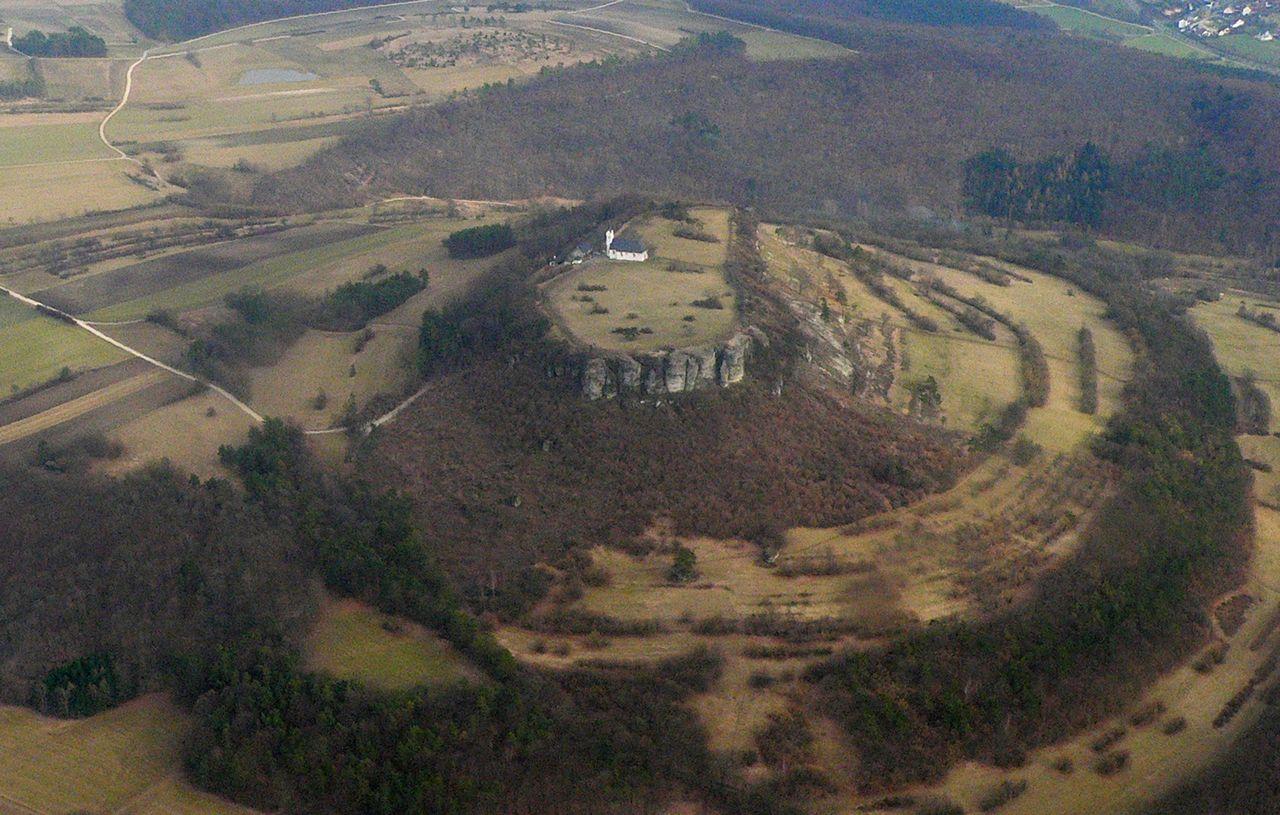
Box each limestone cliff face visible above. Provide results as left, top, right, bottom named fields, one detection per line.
left=573, top=331, right=756, bottom=400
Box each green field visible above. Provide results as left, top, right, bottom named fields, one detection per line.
left=1027, top=4, right=1151, bottom=38
left=1127, top=32, right=1213, bottom=59
left=1205, top=32, right=1280, bottom=69
left=898, top=327, right=1022, bottom=432
left=0, top=301, right=127, bottom=394
left=0, top=120, right=115, bottom=166
left=305, top=599, right=481, bottom=691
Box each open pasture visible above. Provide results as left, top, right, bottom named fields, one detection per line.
left=0, top=302, right=127, bottom=395
left=103, top=387, right=257, bottom=477
left=878, top=247, right=1133, bottom=450
left=0, top=695, right=257, bottom=815
left=35, top=54, right=124, bottom=100
left=246, top=326, right=414, bottom=428
left=0, top=160, right=161, bottom=225
left=543, top=207, right=737, bottom=352
left=277, top=214, right=503, bottom=301
left=898, top=326, right=1022, bottom=432
left=1024, top=3, right=1150, bottom=39
left=305, top=598, right=481, bottom=691
left=0, top=118, right=114, bottom=165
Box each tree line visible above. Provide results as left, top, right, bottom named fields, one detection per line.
left=182, top=270, right=426, bottom=394
left=12, top=26, right=106, bottom=57
left=123, top=0, right=407, bottom=41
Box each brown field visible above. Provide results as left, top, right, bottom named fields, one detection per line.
left=35, top=220, right=378, bottom=315
left=35, top=55, right=124, bottom=100
left=0, top=369, right=164, bottom=447
left=103, top=388, right=257, bottom=478
left=542, top=207, right=738, bottom=352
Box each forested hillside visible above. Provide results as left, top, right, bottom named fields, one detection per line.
left=252, top=32, right=1280, bottom=254
left=123, top=0, right=403, bottom=41
left=694, top=0, right=1052, bottom=30
left=0, top=463, right=316, bottom=710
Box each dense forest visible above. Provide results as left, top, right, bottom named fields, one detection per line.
left=122, top=0, right=404, bottom=41
left=691, top=0, right=1052, bottom=30
left=0, top=463, right=316, bottom=709
left=12, top=26, right=106, bottom=57
left=251, top=27, right=1280, bottom=254
left=193, top=419, right=797, bottom=815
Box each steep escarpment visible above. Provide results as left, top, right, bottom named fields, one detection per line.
left=566, top=330, right=756, bottom=400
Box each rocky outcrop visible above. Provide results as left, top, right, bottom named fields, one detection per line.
left=572, top=331, right=757, bottom=400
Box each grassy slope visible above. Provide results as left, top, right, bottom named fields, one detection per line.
left=0, top=695, right=258, bottom=815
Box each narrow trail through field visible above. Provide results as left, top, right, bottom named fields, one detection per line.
left=0, top=284, right=263, bottom=422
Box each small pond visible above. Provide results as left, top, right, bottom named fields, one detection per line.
left=238, top=68, right=320, bottom=85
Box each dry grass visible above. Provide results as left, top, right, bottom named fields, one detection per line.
left=1192, top=295, right=1280, bottom=433
left=0, top=370, right=163, bottom=446
left=246, top=327, right=414, bottom=428
left=103, top=389, right=257, bottom=478
left=873, top=247, right=1134, bottom=451
left=0, top=160, right=161, bottom=224
left=0, top=694, right=257, bottom=815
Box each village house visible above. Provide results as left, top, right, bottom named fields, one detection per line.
left=605, top=229, right=648, bottom=262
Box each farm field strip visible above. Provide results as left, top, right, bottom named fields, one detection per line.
left=0, top=369, right=163, bottom=446
left=75, top=221, right=386, bottom=319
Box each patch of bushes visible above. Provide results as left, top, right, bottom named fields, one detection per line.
left=673, top=224, right=721, bottom=243
left=977, top=779, right=1027, bottom=812
left=13, top=26, right=106, bottom=57
left=443, top=222, right=515, bottom=258
left=307, top=270, right=427, bottom=331
left=1078, top=325, right=1098, bottom=415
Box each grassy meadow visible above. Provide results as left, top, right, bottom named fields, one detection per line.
left=0, top=695, right=258, bottom=815
left=544, top=207, right=737, bottom=352
left=0, top=297, right=128, bottom=395
left=305, top=598, right=481, bottom=691
left=1191, top=294, right=1280, bottom=433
